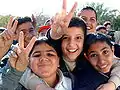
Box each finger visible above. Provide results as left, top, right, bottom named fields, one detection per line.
left=7, top=16, right=14, bottom=30
left=66, top=2, right=77, bottom=20
left=32, top=14, right=36, bottom=27
left=11, top=20, right=18, bottom=33
left=18, top=31, right=24, bottom=49
left=53, top=13, right=59, bottom=24
left=3, top=30, right=11, bottom=40
left=62, top=0, right=67, bottom=13
left=26, top=36, right=36, bottom=54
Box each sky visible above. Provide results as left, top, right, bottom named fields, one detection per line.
left=0, top=0, right=120, bottom=17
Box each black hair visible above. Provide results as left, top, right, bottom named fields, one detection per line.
left=96, top=25, right=106, bottom=31
left=17, top=17, right=32, bottom=26
left=81, top=6, right=97, bottom=20
left=68, top=17, right=87, bottom=41
left=83, top=33, right=113, bottom=54
left=12, top=17, right=32, bottom=27
left=103, top=21, right=111, bottom=27
left=29, top=37, right=61, bottom=57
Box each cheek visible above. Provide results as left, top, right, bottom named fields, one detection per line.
left=61, top=41, right=66, bottom=51
left=29, top=60, right=38, bottom=70
left=89, top=59, right=97, bottom=67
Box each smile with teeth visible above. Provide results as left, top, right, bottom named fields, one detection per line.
left=68, top=49, right=77, bottom=53
left=98, top=64, right=108, bottom=69
left=87, top=26, right=91, bottom=30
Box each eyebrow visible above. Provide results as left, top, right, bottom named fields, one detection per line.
left=88, top=47, right=109, bottom=55
left=63, top=34, right=84, bottom=37
left=33, top=50, right=56, bottom=54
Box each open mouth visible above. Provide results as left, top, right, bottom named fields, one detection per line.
left=98, top=64, right=108, bottom=70
left=67, top=49, right=78, bottom=53
left=87, top=26, right=91, bottom=30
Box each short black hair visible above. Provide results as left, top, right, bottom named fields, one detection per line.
left=83, top=33, right=113, bottom=54
left=29, top=37, right=61, bottom=57
left=17, top=17, right=32, bottom=26
left=68, top=17, right=87, bottom=40
left=81, top=6, right=97, bottom=20
left=13, top=17, right=32, bottom=27
left=96, top=25, right=106, bottom=31
left=103, top=21, right=111, bottom=27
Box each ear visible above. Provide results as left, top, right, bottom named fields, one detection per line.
left=84, top=53, right=89, bottom=61
left=28, top=57, right=31, bottom=68
left=57, top=57, right=60, bottom=68
left=112, top=46, right=114, bottom=53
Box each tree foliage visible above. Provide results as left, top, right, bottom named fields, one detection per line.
left=0, top=15, right=10, bottom=27
left=84, top=2, right=120, bottom=30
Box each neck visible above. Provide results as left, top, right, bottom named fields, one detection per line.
left=43, top=72, right=59, bottom=88
left=63, top=57, right=76, bottom=71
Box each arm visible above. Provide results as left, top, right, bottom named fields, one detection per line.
left=97, top=59, right=120, bottom=90
left=49, top=0, right=77, bottom=40
left=0, top=61, right=24, bottom=89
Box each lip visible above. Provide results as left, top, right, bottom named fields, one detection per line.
left=87, top=26, right=91, bottom=30
left=97, top=64, right=108, bottom=70
left=67, top=49, right=78, bottom=53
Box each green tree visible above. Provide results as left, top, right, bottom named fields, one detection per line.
left=0, top=15, right=10, bottom=27
left=85, top=2, right=118, bottom=25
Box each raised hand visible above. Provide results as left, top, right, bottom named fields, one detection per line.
left=9, top=31, right=36, bottom=71
left=32, top=14, right=37, bottom=28
left=0, top=16, right=18, bottom=59
left=50, top=0, right=77, bottom=40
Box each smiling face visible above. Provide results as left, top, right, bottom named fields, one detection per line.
left=61, top=27, right=84, bottom=62
left=16, top=22, right=37, bottom=47
left=85, top=41, right=114, bottom=73
left=29, top=43, right=59, bottom=78
left=79, top=10, right=97, bottom=33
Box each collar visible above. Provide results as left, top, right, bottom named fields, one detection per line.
left=63, top=56, right=76, bottom=71
left=55, top=69, right=71, bottom=90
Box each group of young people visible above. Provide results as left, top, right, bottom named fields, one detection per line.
left=0, top=0, right=120, bottom=90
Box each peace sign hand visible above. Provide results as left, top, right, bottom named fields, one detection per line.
left=50, top=0, right=77, bottom=40
left=0, top=16, right=18, bottom=59
left=9, top=31, right=36, bottom=72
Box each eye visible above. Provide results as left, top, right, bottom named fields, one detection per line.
left=62, top=36, right=69, bottom=40
left=76, top=36, right=83, bottom=40
left=90, top=18, right=96, bottom=23
left=103, top=50, right=109, bottom=55
left=47, top=53, right=55, bottom=57
left=33, top=54, right=40, bottom=57
left=90, top=54, right=97, bottom=58
left=29, top=29, right=34, bottom=32
left=81, top=17, right=87, bottom=22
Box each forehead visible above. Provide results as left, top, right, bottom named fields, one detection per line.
left=88, top=41, right=111, bottom=52
left=65, top=27, right=84, bottom=36
left=80, top=10, right=96, bottom=19
left=33, top=43, right=56, bottom=52
left=17, top=22, right=33, bottom=31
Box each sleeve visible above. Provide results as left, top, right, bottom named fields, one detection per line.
left=0, top=62, right=24, bottom=89
left=108, top=60, right=120, bottom=89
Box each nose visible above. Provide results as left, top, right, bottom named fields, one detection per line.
left=98, top=56, right=106, bottom=65
left=68, top=38, right=76, bottom=47
left=39, top=55, right=48, bottom=62
left=86, top=19, right=91, bottom=26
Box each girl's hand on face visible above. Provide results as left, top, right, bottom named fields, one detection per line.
left=50, top=0, right=77, bottom=40
left=96, top=82, right=116, bottom=90
left=9, top=31, right=36, bottom=71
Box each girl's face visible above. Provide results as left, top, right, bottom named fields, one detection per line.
left=29, top=43, right=59, bottom=78
left=61, top=27, right=84, bottom=62
left=85, top=41, right=114, bottom=73
left=79, top=10, right=97, bottom=33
